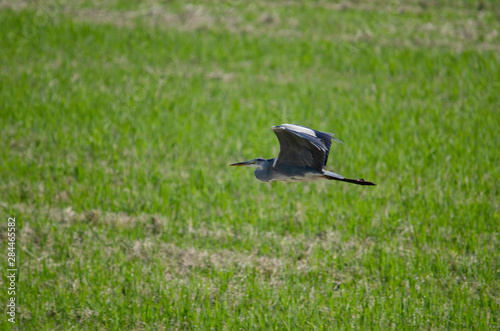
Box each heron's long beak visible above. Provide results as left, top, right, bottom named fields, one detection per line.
left=230, top=160, right=255, bottom=167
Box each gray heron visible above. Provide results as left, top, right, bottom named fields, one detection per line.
left=230, top=124, right=376, bottom=186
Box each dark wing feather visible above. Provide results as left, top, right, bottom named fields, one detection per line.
left=293, top=124, right=343, bottom=167
left=271, top=125, right=328, bottom=172
left=312, top=129, right=337, bottom=167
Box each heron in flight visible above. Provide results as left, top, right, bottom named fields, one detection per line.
left=230, top=124, right=376, bottom=186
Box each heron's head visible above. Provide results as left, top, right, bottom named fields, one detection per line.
left=230, top=157, right=268, bottom=168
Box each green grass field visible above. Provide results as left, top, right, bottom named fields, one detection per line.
left=1, top=0, right=499, bottom=329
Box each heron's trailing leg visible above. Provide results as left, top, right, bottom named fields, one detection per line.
left=322, top=175, right=376, bottom=186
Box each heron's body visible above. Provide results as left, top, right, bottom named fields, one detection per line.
left=230, top=124, right=376, bottom=186
left=252, top=158, right=341, bottom=182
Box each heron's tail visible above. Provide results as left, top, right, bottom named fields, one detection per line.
left=322, top=171, right=376, bottom=186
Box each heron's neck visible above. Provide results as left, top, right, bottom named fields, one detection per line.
left=254, top=159, right=274, bottom=182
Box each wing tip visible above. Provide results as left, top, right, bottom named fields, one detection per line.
left=333, top=137, right=343, bottom=144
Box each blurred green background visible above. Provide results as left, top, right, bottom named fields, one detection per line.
left=1, top=0, right=499, bottom=329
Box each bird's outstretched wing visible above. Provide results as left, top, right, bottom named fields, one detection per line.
left=271, top=124, right=342, bottom=172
